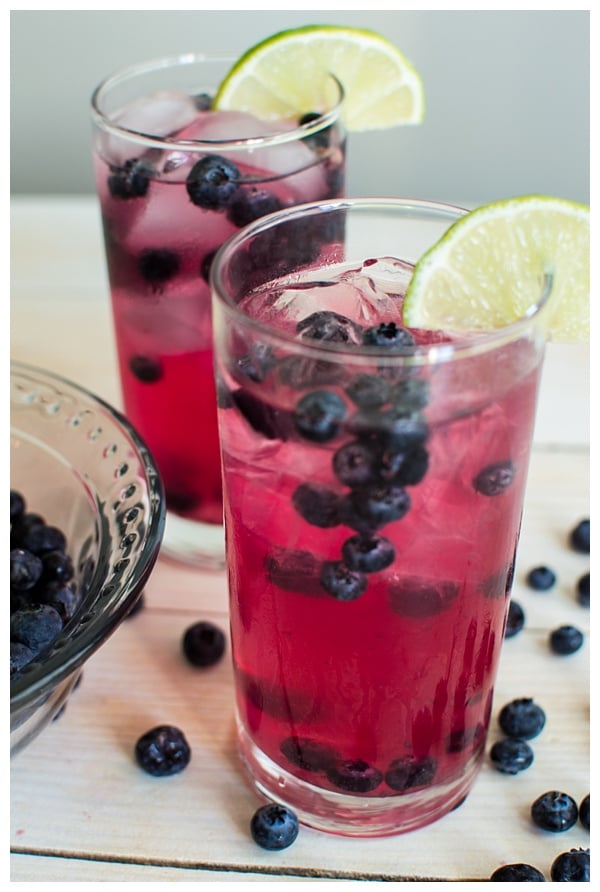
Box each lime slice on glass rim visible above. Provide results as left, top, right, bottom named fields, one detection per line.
left=403, top=195, right=590, bottom=343
left=213, top=25, right=425, bottom=130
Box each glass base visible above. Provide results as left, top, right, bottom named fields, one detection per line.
left=236, top=716, right=481, bottom=838
left=160, top=510, right=226, bottom=570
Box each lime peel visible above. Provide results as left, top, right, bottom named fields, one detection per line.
left=214, top=25, right=425, bottom=131
left=403, top=195, right=589, bottom=344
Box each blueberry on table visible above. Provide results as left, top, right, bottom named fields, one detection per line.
left=327, top=758, right=383, bottom=793
left=384, top=755, right=437, bottom=791
left=569, top=518, right=590, bottom=554
left=227, top=187, right=282, bottom=228
left=134, top=725, right=191, bottom=777
left=138, top=248, right=180, bottom=284
left=549, top=624, right=584, bottom=655
left=550, top=848, right=590, bottom=882
left=319, top=560, right=367, bottom=602
left=579, top=793, right=590, bottom=830
left=498, top=698, right=546, bottom=740
left=182, top=621, right=226, bottom=667
left=576, top=572, right=590, bottom=607
left=107, top=158, right=152, bottom=200
left=489, top=737, right=534, bottom=775
left=293, top=389, right=346, bottom=442
left=186, top=154, right=240, bottom=210
left=250, top=803, right=299, bottom=851
left=530, top=790, right=578, bottom=832
left=473, top=460, right=515, bottom=496
left=490, top=863, right=546, bottom=881
left=504, top=600, right=525, bottom=638
left=526, top=566, right=557, bottom=591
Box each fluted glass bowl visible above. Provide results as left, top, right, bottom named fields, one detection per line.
left=10, top=360, right=166, bottom=756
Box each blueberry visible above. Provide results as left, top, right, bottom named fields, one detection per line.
left=490, top=863, right=546, bottom=881
left=250, top=803, right=299, bottom=851
left=186, top=154, right=240, bottom=210
left=41, top=549, right=74, bottom=584
left=504, top=600, right=525, bottom=638
left=293, top=389, right=346, bottom=443
left=45, top=581, right=80, bottom=621
left=549, top=624, right=584, bottom=655
left=390, top=377, right=430, bottom=411
left=319, top=560, right=367, bottom=601
left=526, top=566, right=557, bottom=591
left=297, top=310, right=362, bottom=344
left=579, top=793, right=590, bottom=830
left=280, top=736, right=337, bottom=772
left=10, top=604, right=63, bottom=656
left=265, top=549, right=324, bottom=596
left=332, top=440, right=380, bottom=488
left=576, top=572, right=589, bottom=607
left=292, top=483, right=341, bottom=528
left=227, top=187, right=282, bottom=227
left=22, top=523, right=67, bottom=556
left=234, top=344, right=275, bottom=383
left=498, top=698, right=546, bottom=740
left=182, top=621, right=226, bottom=667
left=341, top=483, right=410, bottom=533
left=362, top=322, right=416, bottom=350
left=341, top=534, right=395, bottom=573
left=348, top=408, right=429, bottom=451
left=10, top=511, right=46, bottom=548
left=10, top=548, right=43, bottom=591
left=378, top=444, right=429, bottom=486
left=385, top=755, right=437, bottom=791
left=489, top=737, right=534, bottom=774
left=129, top=355, right=163, bottom=383
left=345, top=374, right=390, bottom=409
left=298, top=110, right=332, bottom=151
left=327, top=758, right=383, bottom=793
left=107, top=158, right=152, bottom=200
left=531, top=790, right=578, bottom=832
left=10, top=641, right=35, bottom=676
left=388, top=577, right=459, bottom=618
left=193, top=92, right=213, bottom=111
left=569, top=518, right=590, bottom=554
left=10, top=489, right=26, bottom=523
left=550, top=848, right=590, bottom=882
left=473, top=460, right=515, bottom=496
left=138, top=248, right=180, bottom=284
left=134, top=725, right=191, bottom=777
left=232, top=389, right=293, bottom=441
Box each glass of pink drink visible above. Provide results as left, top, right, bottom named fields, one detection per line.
left=211, top=198, right=550, bottom=836
left=90, top=55, right=345, bottom=567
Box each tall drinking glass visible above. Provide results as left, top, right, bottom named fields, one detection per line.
left=211, top=198, right=550, bottom=836
left=91, top=54, right=345, bottom=568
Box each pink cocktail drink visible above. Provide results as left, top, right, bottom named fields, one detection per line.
left=212, top=200, right=549, bottom=836
left=91, top=55, right=345, bottom=565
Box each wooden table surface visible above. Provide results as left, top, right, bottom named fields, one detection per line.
left=10, top=196, right=590, bottom=883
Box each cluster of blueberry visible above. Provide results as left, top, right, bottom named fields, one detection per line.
left=489, top=697, right=546, bottom=776
left=491, top=847, right=590, bottom=882
left=10, top=490, right=81, bottom=677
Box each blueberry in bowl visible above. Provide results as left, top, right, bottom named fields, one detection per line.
left=10, top=361, right=165, bottom=756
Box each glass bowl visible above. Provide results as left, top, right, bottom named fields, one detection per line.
left=10, top=360, right=166, bottom=756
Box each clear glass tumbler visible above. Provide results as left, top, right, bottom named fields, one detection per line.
left=211, top=198, right=551, bottom=836
left=91, top=54, right=345, bottom=568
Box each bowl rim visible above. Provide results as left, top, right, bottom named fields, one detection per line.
left=10, top=359, right=166, bottom=710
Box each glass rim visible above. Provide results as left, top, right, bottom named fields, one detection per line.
left=210, top=196, right=553, bottom=367
left=91, top=51, right=345, bottom=152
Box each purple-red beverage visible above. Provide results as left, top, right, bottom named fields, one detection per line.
left=91, top=55, right=345, bottom=565
left=211, top=201, right=548, bottom=835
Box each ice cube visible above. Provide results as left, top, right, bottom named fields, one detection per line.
left=114, top=89, right=199, bottom=137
